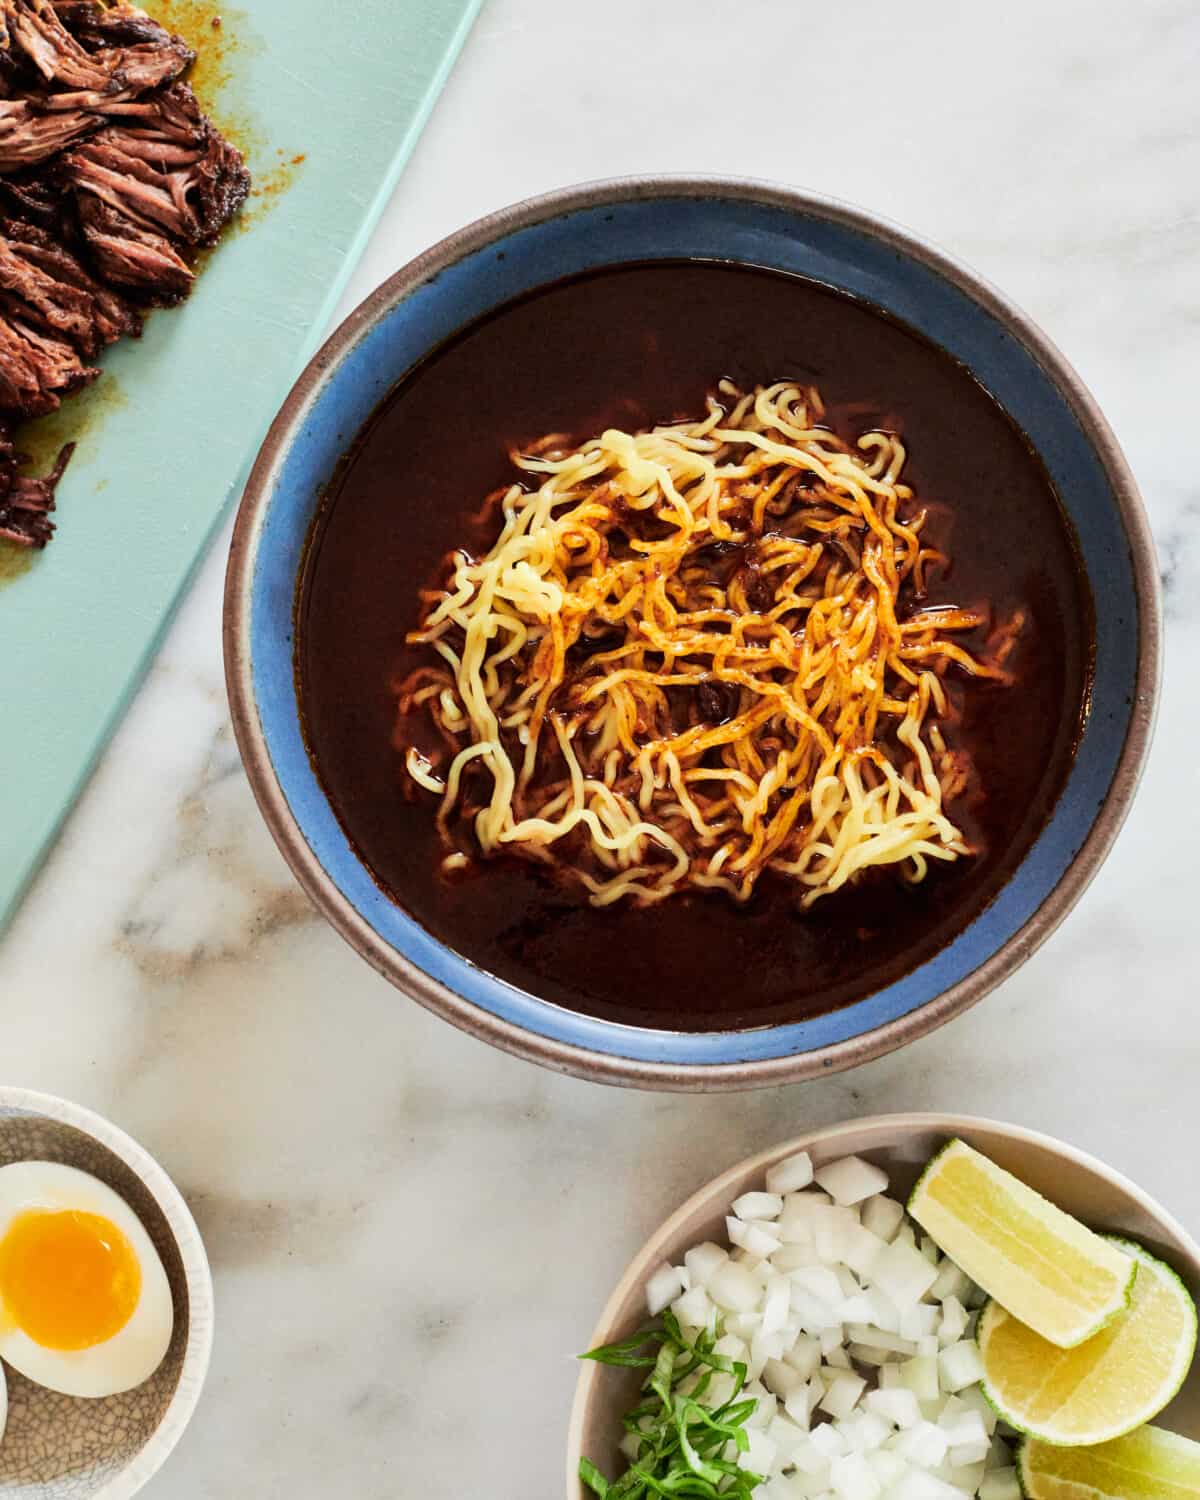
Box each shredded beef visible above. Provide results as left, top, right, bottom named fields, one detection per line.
left=0, top=0, right=247, bottom=544
left=0, top=416, right=70, bottom=542
left=74, top=189, right=191, bottom=299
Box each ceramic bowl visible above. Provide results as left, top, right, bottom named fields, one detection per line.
left=0, top=1088, right=213, bottom=1500
left=566, top=1113, right=1200, bottom=1495
left=224, top=176, right=1160, bottom=1090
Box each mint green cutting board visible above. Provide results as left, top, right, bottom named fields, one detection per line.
left=0, top=0, right=482, bottom=930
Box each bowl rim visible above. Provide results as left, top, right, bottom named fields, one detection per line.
left=563, top=1111, right=1200, bottom=1497
left=0, top=1086, right=214, bottom=1500
left=223, top=173, right=1161, bottom=1091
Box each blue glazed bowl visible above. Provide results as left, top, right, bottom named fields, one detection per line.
left=224, top=178, right=1159, bottom=1090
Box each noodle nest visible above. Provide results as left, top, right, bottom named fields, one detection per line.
left=397, top=381, right=1019, bottom=908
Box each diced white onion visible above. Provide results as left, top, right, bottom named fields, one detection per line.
left=741, top=1427, right=779, bottom=1473
left=791, top=1433, right=833, bottom=1474
left=728, top=1215, right=784, bottom=1257
left=761, top=1273, right=792, bottom=1336
left=810, top=1420, right=850, bottom=1458
left=767, top=1151, right=816, bottom=1195
left=938, top=1340, right=986, bottom=1393
left=898, top=1354, right=940, bottom=1403
left=864, top=1386, right=922, bottom=1429
left=727, top=1311, right=760, bottom=1339
left=865, top=1286, right=902, bottom=1334
left=979, top=1467, right=1022, bottom=1500
left=929, top=1258, right=971, bottom=1303
left=891, top=1420, right=949, bottom=1468
left=846, top=1343, right=890, bottom=1368
left=819, top=1370, right=867, bottom=1421
left=784, top=1384, right=815, bottom=1430
left=898, top=1303, right=939, bottom=1341
left=937, top=1294, right=968, bottom=1346
left=735, top=1190, right=785, bottom=1222
left=950, top=1435, right=992, bottom=1468
left=782, top=1333, right=821, bottom=1379
left=939, top=1406, right=988, bottom=1448
left=861, top=1194, right=906, bottom=1242
left=793, top=1265, right=846, bottom=1305
left=646, top=1262, right=685, bottom=1316
left=814, top=1155, right=890, bottom=1207
left=955, top=1382, right=998, bottom=1436
left=683, top=1241, right=728, bottom=1287
left=844, top=1225, right=886, bottom=1279
left=871, top=1239, right=940, bottom=1307
left=671, top=1284, right=712, bottom=1330
left=708, top=1260, right=762, bottom=1313
left=814, top=1205, right=861, bottom=1264
left=633, top=1152, right=1013, bottom=1494
left=773, top=1242, right=819, bottom=1273
left=846, top=1324, right=917, bottom=1357
left=768, top=1410, right=810, bottom=1459
left=764, top=1356, right=804, bottom=1398
left=889, top=1468, right=970, bottom=1500
left=949, top=1458, right=988, bottom=1491
left=840, top=1409, right=891, bottom=1453
left=829, top=1449, right=883, bottom=1500
left=868, top=1449, right=908, bottom=1488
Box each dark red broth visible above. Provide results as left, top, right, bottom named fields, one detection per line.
left=296, top=263, right=1092, bottom=1031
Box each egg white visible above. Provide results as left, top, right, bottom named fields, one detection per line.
left=0, top=1161, right=174, bottom=1398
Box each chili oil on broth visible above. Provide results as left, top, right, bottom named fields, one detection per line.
left=296, top=262, right=1092, bottom=1032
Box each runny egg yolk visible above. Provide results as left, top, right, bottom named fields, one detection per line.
left=0, top=1209, right=141, bottom=1351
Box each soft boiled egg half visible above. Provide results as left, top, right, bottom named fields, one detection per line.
left=0, top=1161, right=174, bottom=1398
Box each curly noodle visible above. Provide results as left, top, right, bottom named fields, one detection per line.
left=395, top=381, right=1021, bottom=907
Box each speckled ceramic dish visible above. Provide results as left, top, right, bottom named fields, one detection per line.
left=0, top=1088, right=212, bottom=1500
left=566, top=1114, right=1200, bottom=1496
left=224, top=176, right=1160, bottom=1090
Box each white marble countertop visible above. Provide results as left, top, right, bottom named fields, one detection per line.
left=2, top=0, right=1198, bottom=1493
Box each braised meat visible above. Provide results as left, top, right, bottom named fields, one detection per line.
left=0, top=0, right=248, bottom=545
left=2, top=0, right=192, bottom=95
left=74, top=191, right=191, bottom=298
left=0, top=217, right=139, bottom=347
left=0, top=416, right=70, bottom=542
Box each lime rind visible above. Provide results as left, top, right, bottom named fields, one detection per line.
left=978, top=1301, right=1038, bottom=1441
left=1017, top=1428, right=1200, bottom=1500
left=904, top=1135, right=957, bottom=1218
left=1105, top=1238, right=1198, bottom=1435
left=909, top=1139, right=1138, bottom=1348
left=1111, top=1237, right=1198, bottom=1412
left=1015, top=1442, right=1034, bottom=1499
left=1050, top=1247, right=1139, bottom=1347
left=1014, top=1438, right=1041, bottom=1499
left=1046, top=1254, right=1137, bottom=1350
left=980, top=1238, right=1198, bottom=1448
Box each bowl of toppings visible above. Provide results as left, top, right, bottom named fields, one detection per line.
left=224, top=176, right=1159, bottom=1088
left=568, top=1113, right=1200, bottom=1500
left=0, top=1087, right=213, bottom=1499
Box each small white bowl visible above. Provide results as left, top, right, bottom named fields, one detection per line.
left=0, top=1087, right=213, bottom=1500
left=566, top=1113, right=1200, bottom=1497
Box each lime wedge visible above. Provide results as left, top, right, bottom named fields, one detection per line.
left=1018, top=1425, right=1200, bottom=1499
left=980, top=1239, right=1197, bottom=1446
left=908, top=1139, right=1136, bottom=1347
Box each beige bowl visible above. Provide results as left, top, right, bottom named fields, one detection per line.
left=566, top=1113, right=1200, bottom=1496
left=0, top=1088, right=213, bottom=1500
